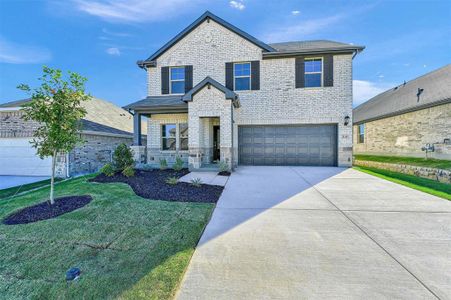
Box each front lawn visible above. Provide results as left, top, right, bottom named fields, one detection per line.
left=354, top=166, right=451, bottom=200
left=0, top=175, right=214, bottom=299
left=354, top=154, right=451, bottom=170
left=0, top=178, right=63, bottom=200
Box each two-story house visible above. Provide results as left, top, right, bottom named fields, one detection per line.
left=124, top=11, right=364, bottom=170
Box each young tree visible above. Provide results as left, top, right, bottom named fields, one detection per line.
left=18, top=66, right=90, bottom=204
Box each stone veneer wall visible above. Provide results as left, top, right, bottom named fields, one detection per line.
left=353, top=103, right=451, bottom=160
left=67, top=133, right=133, bottom=176
left=145, top=18, right=354, bottom=167
left=354, top=159, right=451, bottom=184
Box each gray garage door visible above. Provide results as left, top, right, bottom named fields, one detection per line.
left=239, top=125, right=337, bottom=166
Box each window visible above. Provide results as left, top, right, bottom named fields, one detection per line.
left=304, top=58, right=323, bottom=87
left=162, top=124, right=176, bottom=150
left=179, top=123, right=188, bottom=150
left=170, top=67, right=185, bottom=94
left=234, top=62, right=251, bottom=91
left=358, top=124, right=365, bottom=143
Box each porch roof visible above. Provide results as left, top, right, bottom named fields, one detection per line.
left=182, top=76, right=240, bottom=107
left=123, top=95, right=188, bottom=113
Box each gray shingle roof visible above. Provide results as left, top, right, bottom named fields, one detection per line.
left=268, top=40, right=364, bottom=53
left=0, top=97, right=142, bottom=136
left=353, top=64, right=451, bottom=124
left=0, top=98, right=31, bottom=108
left=123, top=95, right=187, bottom=111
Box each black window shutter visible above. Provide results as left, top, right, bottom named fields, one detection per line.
left=225, top=62, right=233, bottom=90
left=323, top=55, right=334, bottom=87
left=185, top=65, right=193, bottom=92
left=295, top=57, right=305, bottom=88
left=251, top=61, right=260, bottom=90
left=161, top=67, right=169, bottom=94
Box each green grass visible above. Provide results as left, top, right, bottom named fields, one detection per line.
left=0, top=178, right=64, bottom=199
left=0, top=175, right=214, bottom=299
left=354, top=166, right=451, bottom=200
left=354, top=154, right=451, bottom=170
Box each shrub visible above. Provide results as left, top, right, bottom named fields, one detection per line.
left=159, top=158, right=168, bottom=170
left=165, top=176, right=178, bottom=185
left=122, top=165, right=135, bottom=177
left=218, top=161, right=229, bottom=173
left=113, top=143, right=134, bottom=171
left=100, top=163, right=115, bottom=177
left=173, top=156, right=184, bottom=171
left=190, top=178, right=202, bottom=187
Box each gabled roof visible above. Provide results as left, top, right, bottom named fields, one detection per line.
left=123, top=95, right=187, bottom=113
left=0, top=97, right=145, bottom=135
left=267, top=40, right=364, bottom=56
left=182, top=76, right=238, bottom=104
left=353, top=64, right=451, bottom=124
left=138, top=11, right=275, bottom=67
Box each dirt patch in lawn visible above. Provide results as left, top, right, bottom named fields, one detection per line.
left=3, top=195, right=92, bottom=225
left=90, top=169, right=224, bottom=203
left=218, top=171, right=231, bottom=176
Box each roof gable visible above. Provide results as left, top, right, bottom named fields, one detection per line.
left=138, top=11, right=275, bottom=67
left=353, top=64, right=451, bottom=123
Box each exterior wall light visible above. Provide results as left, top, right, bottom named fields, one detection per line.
left=344, top=116, right=350, bottom=126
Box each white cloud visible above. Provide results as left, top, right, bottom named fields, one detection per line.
left=0, top=36, right=51, bottom=64
left=263, top=13, right=344, bottom=42
left=262, top=4, right=376, bottom=42
left=73, top=0, right=205, bottom=23
left=353, top=80, right=393, bottom=107
left=106, top=47, right=121, bottom=56
left=291, top=10, right=300, bottom=15
left=229, top=0, right=245, bottom=10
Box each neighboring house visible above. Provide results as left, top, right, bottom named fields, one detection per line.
left=0, top=97, right=146, bottom=177
left=353, top=64, right=451, bottom=160
left=124, top=11, right=364, bottom=170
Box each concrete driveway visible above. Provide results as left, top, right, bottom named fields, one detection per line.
left=0, top=176, right=49, bottom=190
left=177, top=166, right=451, bottom=299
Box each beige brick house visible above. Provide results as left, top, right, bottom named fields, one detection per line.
left=353, top=64, right=451, bottom=160
left=125, top=11, right=364, bottom=170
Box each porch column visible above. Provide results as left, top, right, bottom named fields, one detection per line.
left=133, top=112, right=142, bottom=146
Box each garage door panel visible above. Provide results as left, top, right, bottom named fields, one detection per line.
left=0, top=138, right=52, bottom=176
left=239, top=125, right=337, bottom=166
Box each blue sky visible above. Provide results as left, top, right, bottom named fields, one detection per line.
left=0, top=0, right=450, bottom=107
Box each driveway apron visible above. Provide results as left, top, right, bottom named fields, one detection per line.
left=176, top=166, right=451, bottom=299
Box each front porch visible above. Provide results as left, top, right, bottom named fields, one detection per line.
left=128, top=77, right=240, bottom=171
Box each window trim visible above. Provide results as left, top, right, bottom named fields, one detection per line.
left=161, top=123, right=177, bottom=151
left=233, top=62, right=252, bottom=91
left=169, top=66, right=185, bottom=95
left=179, top=123, right=188, bottom=151
left=304, top=57, right=323, bottom=88
left=358, top=123, right=365, bottom=144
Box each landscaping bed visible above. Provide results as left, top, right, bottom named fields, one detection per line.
left=3, top=195, right=92, bottom=225
left=90, top=169, right=224, bottom=203
left=0, top=175, right=214, bottom=299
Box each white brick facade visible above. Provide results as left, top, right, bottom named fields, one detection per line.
left=145, top=19, right=354, bottom=168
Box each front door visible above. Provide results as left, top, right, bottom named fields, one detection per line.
left=213, top=126, right=220, bottom=161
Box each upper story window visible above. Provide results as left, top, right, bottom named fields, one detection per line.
left=170, top=67, right=185, bottom=94
left=304, top=58, right=323, bottom=88
left=234, top=62, right=251, bottom=91
left=162, top=124, right=177, bottom=150
left=358, top=124, right=365, bottom=143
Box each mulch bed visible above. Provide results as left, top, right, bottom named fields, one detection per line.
left=90, top=169, right=224, bottom=203
left=218, top=171, right=231, bottom=176
left=3, top=195, right=92, bottom=225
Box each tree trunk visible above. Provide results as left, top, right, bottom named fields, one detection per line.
left=50, top=150, right=57, bottom=205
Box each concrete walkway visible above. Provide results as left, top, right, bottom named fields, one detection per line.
left=0, top=176, right=49, bottom=190
left=177, top=166, right=451, bottom=299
